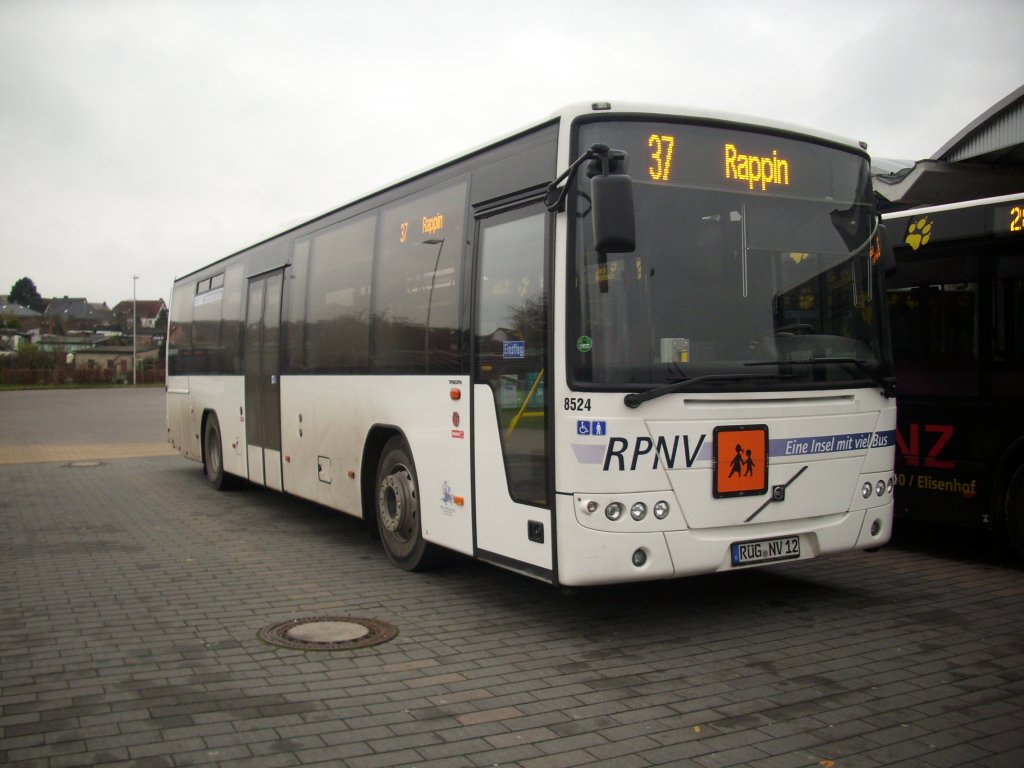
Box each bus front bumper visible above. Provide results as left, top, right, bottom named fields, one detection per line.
left=554, top=495, right=892, bottom=587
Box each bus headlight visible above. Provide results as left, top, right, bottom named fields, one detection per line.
left=630, top=502, right=647, bottom=521
left=861, top=482, right=873, bottom=499
left=653, top=500, right=670, bottom=519
left=876, top=480, right=887, bottom=497
left=605, top=502, right=624, bottom=521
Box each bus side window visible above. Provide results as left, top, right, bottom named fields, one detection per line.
left=167, top=280, right=195, bottom=375
left=373, top=181, right=468, bottom=373
left=305, top=217, right=375, bottom=373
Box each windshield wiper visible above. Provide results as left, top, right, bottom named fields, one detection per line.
left=746, top=357, right=896, bottom=398
left=623, top=373, right=795, bottom=409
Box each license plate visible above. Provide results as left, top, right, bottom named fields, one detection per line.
left=731, top=535, right=801, bottom=566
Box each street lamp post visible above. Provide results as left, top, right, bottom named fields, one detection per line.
left=132, top=274, right=138, bottom=385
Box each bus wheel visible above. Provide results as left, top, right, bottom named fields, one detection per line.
left=203, top=413, right=233, bottom=491
left=1006, top=465, right=1024, bottom=559
left=375, top=437, right=435, bottom=570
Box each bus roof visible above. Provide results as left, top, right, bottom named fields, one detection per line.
left=175, top=102, right=869, bottom=285
left=295, top=102, right=869, bottom=231
left=552, top=102, right=867, bottom=153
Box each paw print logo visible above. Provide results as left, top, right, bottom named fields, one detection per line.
left=905, top=216, right=932, bottom=251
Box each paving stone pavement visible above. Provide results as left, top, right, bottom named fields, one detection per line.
left=2, top=390, right=1024, bottom=767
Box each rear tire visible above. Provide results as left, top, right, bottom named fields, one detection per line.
left=203, top=413, right=235, bottom=491
left=375, top=437, right=438, bottom=571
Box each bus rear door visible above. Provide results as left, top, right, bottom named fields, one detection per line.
left=244, top=269, right=284, bottom=490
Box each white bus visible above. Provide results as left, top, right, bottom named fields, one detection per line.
left=167, top=102, right=897, bottom=586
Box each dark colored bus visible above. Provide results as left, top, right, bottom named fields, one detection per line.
left=884, top=193, right=1024, bottom=556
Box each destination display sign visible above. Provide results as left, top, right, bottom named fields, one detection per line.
left=991, top=199, right=1024, bottom=236
left=886, top=196, right=1024, bottom=252
left=386, top=180, right=467, bottom=249
left=577, top=119, right=869, bottom=202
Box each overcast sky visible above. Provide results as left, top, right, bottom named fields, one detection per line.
left=1, top=0, right=1021, bottom=308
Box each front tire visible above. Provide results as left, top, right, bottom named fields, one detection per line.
left=375, top=437, right=437, bottom=571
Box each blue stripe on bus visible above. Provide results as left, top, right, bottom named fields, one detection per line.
left=571, top=429, right=897, bottom=465
left=770, top=429, right=895, bottom=458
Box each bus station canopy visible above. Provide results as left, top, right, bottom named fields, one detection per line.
left=873, top=85, right=1024, bottom=212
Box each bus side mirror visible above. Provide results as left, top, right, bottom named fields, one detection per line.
left=592, top=173, right=636, bottom=253
left=546, top=143, right=636, bottom=252
left=877, top=223, right=897, bottom=277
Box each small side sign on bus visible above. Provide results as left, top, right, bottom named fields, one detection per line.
left=503, top=341, right=526, bottom=359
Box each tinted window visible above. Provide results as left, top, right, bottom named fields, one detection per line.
left=887, top=253, right=980, bottom=397
left=221, top=263, right=244, bottom=373
left=282, top=239, right=310, bottom=373
left=304, top=215, right=375, bottom=372
left=191, top=284, right=222, bottom=374
left=571, top=120, right=882, bottom=390
left=992, top=275, right=1023, bottom=398
left=373, top=181, right=467, bottom=372
left=167, top=281, right=194, bottom=375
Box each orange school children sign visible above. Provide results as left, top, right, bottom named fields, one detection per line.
left=713, top=425, right=769, bottom=498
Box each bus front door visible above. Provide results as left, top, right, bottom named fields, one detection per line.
left=244, top=269, right=284, bottom=490
left=473, top=203, right=554, bottom=579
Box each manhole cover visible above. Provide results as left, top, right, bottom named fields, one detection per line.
left=258, top=616, right=398, bottom=651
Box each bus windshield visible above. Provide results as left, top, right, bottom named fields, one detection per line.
left=571, top=119, right=888, bottom=391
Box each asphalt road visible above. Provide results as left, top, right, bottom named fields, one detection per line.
left=1, top=388, right=1022, bottom=768
left=0, top=387, right=172, bottom=465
